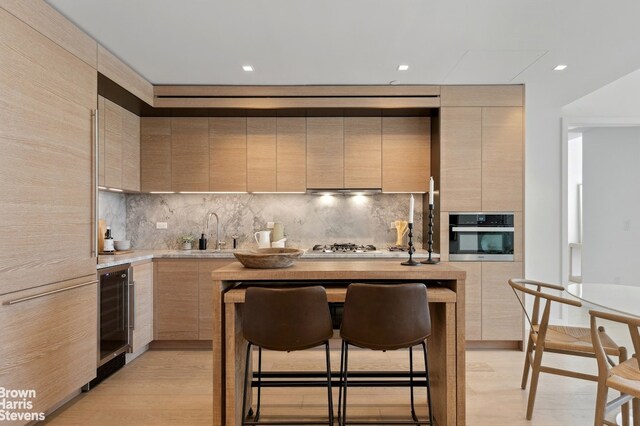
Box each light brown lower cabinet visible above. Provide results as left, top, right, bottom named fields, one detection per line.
left=0, top=276, right=97, bottom=418
left=154, top=260, right=199, bottom=340
left=130, top=261, right=153, bottom=352
left=453, top=262, right=482, bottom=341
left=198, top=260, right=233, bottom=340
left=481, top=261, right=524, bottom=341
left=155, top=259, right=229, bottom=340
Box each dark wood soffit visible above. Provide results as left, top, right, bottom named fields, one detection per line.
left=99, top=75, right=437, bottom=117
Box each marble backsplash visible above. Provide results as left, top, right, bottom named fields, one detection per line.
left=124, top=193, right=424, bottom=250
left=99, top=191, right=127, bottom=240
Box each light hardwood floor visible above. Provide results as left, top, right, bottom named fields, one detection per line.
left=45, top=345, right=616, bottom=426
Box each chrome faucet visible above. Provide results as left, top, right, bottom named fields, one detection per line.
left=204, top=211, right=224, bottom=251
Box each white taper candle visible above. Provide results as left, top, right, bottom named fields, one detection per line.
left=409, top=194, right=414, bottom=224
left=429, top=176, right=435, bottom=205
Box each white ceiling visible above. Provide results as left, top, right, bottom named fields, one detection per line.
left=47, top=0, right=640, bottom=106
left=563, top=68, right=640, bottom=117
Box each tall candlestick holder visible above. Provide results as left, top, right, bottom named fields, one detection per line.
left=422, top=203, right=439, bottom=264
left=401, top=222, right=420, bottom=266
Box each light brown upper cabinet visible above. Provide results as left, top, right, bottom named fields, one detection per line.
left=382, top=117, right=431, bottom=193
left=98, top=96, right=106, bottom=186
left=306, top=117, right=344, bottom=189
left=99, top=95, right=141, bottom=191
left=441, top=85, right=524, bottom=107
left=122, top=108, right=141, bottom=191
left=140, top=118, right=172, bottom=192
left=440, top=108, right=482, bottom=211
left=247, top=117, right=277, bottom=192
left=171, top=118, right=209, bottom=192
left=344, top=117, right=382, bottom=188
left=276, top=117, right=306, bottom=192
left=104, top=98, right=123, bottom=189
left=210, top=118, right=247, bottom=192
left=481, top=107, right=523, bottom=211
left=0, top=9, right=96, bottom=295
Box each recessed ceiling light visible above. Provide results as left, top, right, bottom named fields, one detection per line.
left=242, top=65, right=254, bottom=72
left=397, top=64, right=409, bottom=71
left=553, top=64, right=568, bottom=71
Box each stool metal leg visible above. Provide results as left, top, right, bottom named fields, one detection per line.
left=254, top=346, right=262, bottom=422
left=409, top=346, right=419, bottom=423
left=338, top=340, right=345, bottom=424
left=421, top=341, right=434, bottom=426
left=325, top=342, right=334, bottom=425
left=342, top=342, right=350, bottom=426
left=242, top=342, right=252, bottom=426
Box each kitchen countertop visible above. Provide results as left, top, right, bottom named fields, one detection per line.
left=96, top=248, right=440, bottom=269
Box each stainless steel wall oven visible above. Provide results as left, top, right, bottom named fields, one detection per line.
left=449, top=212, right=514, bottom=261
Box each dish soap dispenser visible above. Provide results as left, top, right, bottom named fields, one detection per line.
left=198, top=233, right=208, bottom=250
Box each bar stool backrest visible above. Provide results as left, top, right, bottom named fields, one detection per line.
left=243, top=286, right=333, bottom=351
left=340, top=283, right=431, bottom=350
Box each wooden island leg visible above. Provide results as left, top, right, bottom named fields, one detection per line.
left=213, top=279, right=237, bottom=426
left=428, top=301, right=457, bottom=426
left=225, top=302, right=252, bottom=426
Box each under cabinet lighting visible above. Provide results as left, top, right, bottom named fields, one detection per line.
left=251, top=192, right=306, bottom=194
left=106, top=187, right=123, bottom=192
left=397, top=64, right=409, bottom=71
left=98, top=186, right=107, bottom=190
left=149, top=191, right=175, bottom=194
left=177, top=191, right=248, bottom=194
left=553, top=64, right=568, bottom=71
left=383, top=192, right=427, bottom=194
left=242, top=65, right=254, bottom=72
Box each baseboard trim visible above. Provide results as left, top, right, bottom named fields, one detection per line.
left=466, top=340, right=523, bottom=350
left=149, top=340, right=213, bottom=350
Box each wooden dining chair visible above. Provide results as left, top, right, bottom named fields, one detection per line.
left=509, top=279, right=628, bottom=421
left=590, top=309, right=640, bottom=426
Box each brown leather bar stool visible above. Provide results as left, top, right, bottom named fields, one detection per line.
left=339, top=283, right=434, bottom=425
left=242, top=286, right=334, bottom=425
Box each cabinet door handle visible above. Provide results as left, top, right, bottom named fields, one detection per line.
left=451, top=227, right=514, bottom=233
left=3, top=280, right=98, bottom=305
left=92, top=108, right=99, bottom=257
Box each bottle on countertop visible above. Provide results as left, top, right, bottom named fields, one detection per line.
left=103, top=226, right=115, bottom=253
left=199, top=233, right=208, bottom=250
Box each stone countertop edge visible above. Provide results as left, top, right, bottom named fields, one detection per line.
left=97, top=249, right=441, bottom=269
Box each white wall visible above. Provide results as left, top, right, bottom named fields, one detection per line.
left=567, top=133, right=583, bottom=244
left=524, top=90, right=564, bottom=284
left=581, top=127, right=640, bottom=286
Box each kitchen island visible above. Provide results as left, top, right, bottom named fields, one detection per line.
left=211, top=261, right=466, bottom=426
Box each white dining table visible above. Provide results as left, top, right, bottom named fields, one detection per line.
left=567, top=283, right=640, bottom=318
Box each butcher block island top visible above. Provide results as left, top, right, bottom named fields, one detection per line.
left=211, top=259, right=466, bottom=281
left=211, top=260, right=467, bottom=426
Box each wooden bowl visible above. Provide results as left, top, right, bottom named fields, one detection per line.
left=233, top=248, right=304, bottom=269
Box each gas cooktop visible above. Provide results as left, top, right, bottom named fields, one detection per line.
left=311, top=243, right=380, bottom=253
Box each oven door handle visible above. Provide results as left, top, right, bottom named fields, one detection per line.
left=451, top=227, right=514, bottom=232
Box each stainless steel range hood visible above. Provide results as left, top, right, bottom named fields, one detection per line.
left=306, top=189, right=383, bottom=196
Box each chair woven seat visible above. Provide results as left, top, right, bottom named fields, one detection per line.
left=531, top=324, right=621, bottom=356
left=607, top=358, right=640, bottom=398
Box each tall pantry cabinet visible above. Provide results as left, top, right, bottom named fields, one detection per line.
left=439, top=86, right=525, bottom=345
left=0, top=5, right=98, bottom=418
